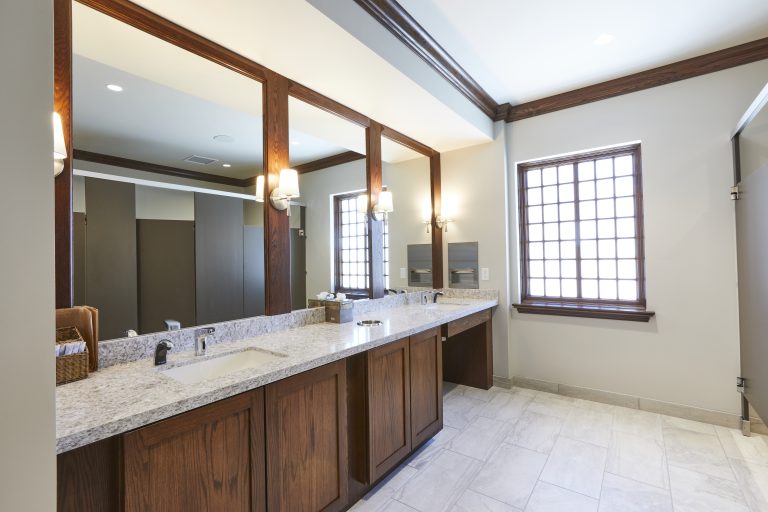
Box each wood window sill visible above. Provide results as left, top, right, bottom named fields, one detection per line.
left=512, top=302, right=655, bottom=322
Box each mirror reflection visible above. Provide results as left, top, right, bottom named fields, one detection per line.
left=381, top=138, right=432, bottom=290
left=288, top=97, right=367, bottom=307
left=71, top=4, right=265, bottom=340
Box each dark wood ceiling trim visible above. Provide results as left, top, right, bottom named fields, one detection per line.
left=73, top=149, right=248, bottom=187
left=506, top=36, right=768, bottom=122
left=76, top=0, right=268, bottom=82
left=294, top=151, right=365, bottom=175
left=353, top=0, right=498, bottom=119
left=381, top=126, right=436, bottom=157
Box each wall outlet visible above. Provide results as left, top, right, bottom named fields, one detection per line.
left=400, top=267, right=407, bottom=279
left=480, top=268, right=490, bottom=281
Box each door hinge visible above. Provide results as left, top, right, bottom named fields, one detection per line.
left=737, top=376, right=746, bottom=393
left=731, top=185, right=741, bottom=200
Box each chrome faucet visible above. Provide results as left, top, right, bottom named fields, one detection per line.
left=195, top=327, right=215, bottom=356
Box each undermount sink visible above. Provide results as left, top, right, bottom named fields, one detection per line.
left=162, top=348, right=287, bottom=385
left=423, top=301, right=467, bottom=310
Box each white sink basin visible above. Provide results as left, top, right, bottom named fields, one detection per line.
left=423, top=302, right=465, bottom=310
left=162, top=348, right=287, bottom=385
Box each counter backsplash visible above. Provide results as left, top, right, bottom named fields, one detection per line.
left=98, top=288, right=499, bottom=369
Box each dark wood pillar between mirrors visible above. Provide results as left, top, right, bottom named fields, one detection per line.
left=366, top=121, right=384, bottom=299
left=430, top=154, right=443, bottom=289
left=54, top=0, right=73, bottom=308
left=263, top=71, right=292, bottom=314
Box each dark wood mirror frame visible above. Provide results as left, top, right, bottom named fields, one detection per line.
left=54, top=0, right=443, bottom=316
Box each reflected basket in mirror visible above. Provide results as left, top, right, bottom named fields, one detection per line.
left=55, top=326, right=89, bottom=386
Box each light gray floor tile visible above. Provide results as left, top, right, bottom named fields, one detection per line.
left=450, top=489, right=522, bottom=512
left=470, top=443, right=548, bottom=509
left=729, top=458, right=768, bottom=512
left=382, top=501, right=420, bottom=512
left=613, top=408, right=663, bottom=441
left=527, top=392, right=575, bottom=419
left=715, top=426, right=768, bottom=464
left=462, top=386, right=499, bottom=402
left=450, top=416, right=510, bottom=461
left=525, top=481, right=598, bottom=512
left=407, top=426, right=460, bottom=470
left=606, top=430, right=669, bottom=489
left=598, top=473, right=672, bottom=512
left=443, top=394, right=485, bottom=430
left=572, top=397, right=618, bottom=415
left=511, top=386, right=539, bottom=398
left=479, top=389, right=534, bottom=423
left=540, top=437, right=607, bottom=498
left=561, top=407, right=613, bottom=447
left=661, top=415, right=715, bottom=435
left=506, top=410, right=565, bottom=454
left=663, top=427, right=735, bottom=481
left=668, top=465, right=749, bottom=512
left=396, top=449, right=482, bottom=512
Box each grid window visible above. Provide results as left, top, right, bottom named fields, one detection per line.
left=518, top=144, right=646, bottom=307
left=334, top=192, right=389, bottom=295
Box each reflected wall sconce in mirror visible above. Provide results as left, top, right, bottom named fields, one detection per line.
left=53, top=112, right=67, bottom=177
left=269, top=168, right=300, bottom=215
left=358, top=189, right=394, bottom=221
left=255, top=175, right=265, bottom=202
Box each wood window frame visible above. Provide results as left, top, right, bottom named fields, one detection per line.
left=512, top=143, right=655, bottom=322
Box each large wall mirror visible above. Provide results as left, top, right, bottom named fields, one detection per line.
left=382, top=137, right=433, bottom=290
left=71, top=3, right=265, bottom=340
left=288, top=96, right=367, bottom=306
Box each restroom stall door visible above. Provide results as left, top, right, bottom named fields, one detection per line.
left=290, top=228, right=307, bottom=310
left=736, top=164, right=768, bottom=421
left=84, top=178, right=138, bottom=339
left=195, top=193, right=244, bottom=324
left=137, top=220, right=196, bottom=334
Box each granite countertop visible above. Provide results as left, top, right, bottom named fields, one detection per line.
left=56, top=298, right=497, bottom=454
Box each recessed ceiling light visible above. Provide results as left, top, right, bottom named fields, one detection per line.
left=291, top=140, right=301, bottom=145
left=106, top=84, right=123, bottom=92
left=213, top=134, right=235, bottom=143
left=593, top=33, right=614, bottom=46
left=222, top=163, right=231, bottom=168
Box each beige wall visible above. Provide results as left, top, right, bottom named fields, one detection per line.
left=506, top=61, right=768, bottom=414
left=0, top=1, right=56, bottom=509
left=441, top=123, right=511, bottom=379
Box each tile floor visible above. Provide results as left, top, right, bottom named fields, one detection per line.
left=350, top=384, right=768, bottom=512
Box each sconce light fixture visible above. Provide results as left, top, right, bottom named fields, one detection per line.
left=269, top=168, right=300, bottom=215
left=358, top=189, right=394, bottom=221
left=435, top=212, right=452, bottom=232
left=53, top=112, right=67, bottom=177
left=255, top=175, right=265, bottom=202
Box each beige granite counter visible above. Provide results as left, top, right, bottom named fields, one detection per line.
left=56, top=297, right=497, bottom=453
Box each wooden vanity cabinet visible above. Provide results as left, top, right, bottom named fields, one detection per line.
left=265, top=359, right=348, bottom=512
left=442, top=308, right=493, bottom=389
left=122, top=389, right=266, bottom=512
left=351, top=327, right=443, bottom=489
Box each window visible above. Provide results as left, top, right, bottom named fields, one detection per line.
left=333, top=192, right=389, bottom=296
left=514, top=144, right=654, bottom=321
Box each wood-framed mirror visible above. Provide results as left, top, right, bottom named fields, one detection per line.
left=54, top=0, right=443, bottom=333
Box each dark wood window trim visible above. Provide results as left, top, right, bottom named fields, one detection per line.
left=512, top=143, right=655, bottom=322
left=334, top=192, right=371, bottom=297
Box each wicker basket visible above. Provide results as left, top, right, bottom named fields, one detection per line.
left=56, top=326, right=89, bottom=386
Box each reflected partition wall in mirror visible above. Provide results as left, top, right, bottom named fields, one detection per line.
left=288, top=97, right=367, bottom=307
left=55, top=0, right=444, bottom=326
left=71, top=3, right=265, bottom=339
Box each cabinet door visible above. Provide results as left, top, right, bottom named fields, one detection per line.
left=123, top=389, right=265, bottom=512
left=367, top=338, right=411, bottom=482
left=410, top=328, right=443, bottom=447
left=266, top=359, right=348, bottom=512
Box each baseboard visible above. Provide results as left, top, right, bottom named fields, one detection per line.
left=492, top=376, right=513, bottom=389
left=511, top=376, right=741, bottom=429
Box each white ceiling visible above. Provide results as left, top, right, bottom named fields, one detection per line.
left=398, top=0, right=768, bottom=105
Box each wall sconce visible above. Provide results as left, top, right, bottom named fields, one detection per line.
left=53, top=112, right=67, bottom=177
left=435, top=212, right=452, bottom=232
left=255, top=175, right=265, bottom=202
left=269, top=168, right=300, bottom=216
left=358, top=189, right=394, bottom=221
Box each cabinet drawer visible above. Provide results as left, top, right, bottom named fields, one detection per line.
left=443, top=309, right=491, bottom=338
